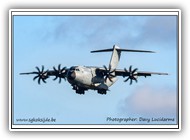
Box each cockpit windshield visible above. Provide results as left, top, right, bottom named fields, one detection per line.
left=70, top=66, right=80, bottom=71
left=70, top=66, right=76, bottom=70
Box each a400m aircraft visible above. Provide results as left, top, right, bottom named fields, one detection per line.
left=20, top=45, right=168, bottom=95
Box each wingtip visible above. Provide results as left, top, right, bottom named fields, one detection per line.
left=147, top=50, right=156, bottom=53
left=20, top=72, right=34, bottom=75
left=20, top=73, right=25, bottom=75
left=160, top=73, right=169, bottom=75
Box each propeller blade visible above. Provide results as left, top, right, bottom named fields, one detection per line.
left=63, top=77, right=66, bottom=81
left=132, top=68, right=138, bottom=73
left=33, top=75, right=39, bottom=81
left=53, top=66, right=57, bottom=71
left=59, top=78, right=61, bottom=83
left=104, top=75, right=108, bottom=82
left=124, top=77, right=130, bottom=82
left=108, top=77, right=113, bottom=82
left=110, top=68, right=116, bottom=73
left=130, top=79, right=133, bottom=85
left=103, top=65, right=107, bottom=71
left=36, top=66, right=40, bottom=73
left=42, top=78, right=47, bottom=83
left=53, top=76, right=58, bottom=81
left=38, top=78, right=41, bottom=84
left=134, top=78, right=138, bottom=83
left=124, top=68, right=128, bottom=72
left=42, top=65, right=44, bottom=72
left=44, top=70, right=49, bottom=76
left=61, top=67, right=66, bottom=72
left=129, top=65, right=132, bottom=72
left=58, top=64, right=61, bottom=70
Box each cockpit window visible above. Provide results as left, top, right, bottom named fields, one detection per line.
left=70, top=66, right=76, bottom=70
left=70, top=66, right=80, bottom=71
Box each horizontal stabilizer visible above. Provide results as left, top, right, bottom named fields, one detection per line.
left=91, top=47, right=155, bottom=53
left=118, top=48, right=155, bottom=53
left=91, top=48, right=113, bottom=53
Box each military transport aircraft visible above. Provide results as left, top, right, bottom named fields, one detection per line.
left=20, top=45, right=168, bottom=94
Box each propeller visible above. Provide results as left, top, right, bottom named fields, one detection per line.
left=103, top=65, right=116, bottom=82
left=53, top=64, right=67, bottom=83
left=124, top=65, right=138, bottom=85
left=32, top=65, right=49, bottom=84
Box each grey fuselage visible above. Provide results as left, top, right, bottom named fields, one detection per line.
left=67, top=66, right=117, bottom=91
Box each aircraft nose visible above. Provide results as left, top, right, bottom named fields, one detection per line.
left=67, top=70, right=76, bottom=80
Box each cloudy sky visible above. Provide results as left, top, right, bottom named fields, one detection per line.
left=13, top=12, right=178, bottom=125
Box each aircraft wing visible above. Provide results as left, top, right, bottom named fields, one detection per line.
left=96, top=67, right=168, bottom=77
left=95, top=66, right=168, bottom=84
left=114, top=69, right=168, bottom=77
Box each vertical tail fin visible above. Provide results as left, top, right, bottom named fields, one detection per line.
left=109, top=45, right=121, bottom=70
left=91, top=45, right=121, bottom=70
